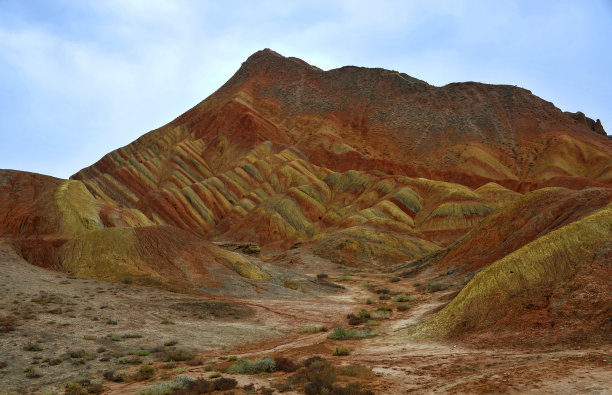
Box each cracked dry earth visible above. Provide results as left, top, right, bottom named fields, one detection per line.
left=1, top=242, right=611, bottom=394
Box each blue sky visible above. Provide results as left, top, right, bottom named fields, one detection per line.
left=1, top=0, right=611, bottom=179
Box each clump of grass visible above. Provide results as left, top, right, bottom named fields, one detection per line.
left=397, top=304, right=411, bottom=311
left=122, top=333, right=142, bottom=339
left=204, top=365, right=213, bottom=371
left=378, top=295, right=391, bottom=300
left=137, top=350, right=150, bottom=356
left=164, top=340, right=178, bottom=347
left=274, top=357, right=299, bottom=372
left=371, top=310, right=390, bottom=319
left=134, top=365, right=155, bottom=381
left=137, top=376, right=193, bottom=395
left=105, top=319, right=118, bottom=325
left=329, top=326, right=375, bottom=340
left=119, top=356, right=143, bottom=365
left=361, top=281, right=376, bottom=289
left=227, top=355, right=276, bottom=374
left=23, top=343, right=43, bottom=351
left=375, top=287, right=390, bottom=294
left=376, top=305, right=393, bottom=312
left=365, top=320, right=381, bottom=326
left=347, top=310, right=371, bottom=325
left=393, top=294, right=415, bottom=302
left=299, top=325, right=327, bottom=333
left=24, top=365, right=41, bottom=378
left=335, top=275, right=354, bottom=282
left=366, top=298, right=375, bottom=305
left=209, top=372, right=221, bottom=378
left=162, top=350, right=196, bottom=362
left=227, top=355, right=237, bottom=361
left=389, top=276, right=401, bottom=283
left=428, top=281, right=446, bottom=293
left=333, top=346, right=351, bottom=356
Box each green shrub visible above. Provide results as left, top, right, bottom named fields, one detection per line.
left=134, top=365, right=155, bottom=381
left=397, top=304, right=411, bottom=311
left=24, top=365, right=41, bottom=378
left=204, top=365, right=213, bottom=371
left=119, top=356, right=143, bottom=365
left=376, top=305, right=392, bottom=312
left=389, top=276, right=401, bottom=283
left=335, top=275, right=354, bottom=282
left=137, top=376, right=193, bottom=395
left=209, top=372, right=221, bottom=378
left=227, top=355, right=276, bottom=374
left=106, top=319, right=117, bottom=325
left=299, top=325, right=325, bottom=333
left=332, top=346, right=351, bottom=356
left=23, top=343, right=43, bottom=351
left=393, top=294, right=415, bottom=302
left=329, top=326, right=375, bottom=340
left=137, top=350, right=149, bottom=356
left=162, top=350, right=195, bottom=362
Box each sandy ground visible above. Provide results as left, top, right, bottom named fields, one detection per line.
left=1, top=242, right=611, bottom=394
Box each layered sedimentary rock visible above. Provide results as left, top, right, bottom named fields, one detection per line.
left=1, top=49, right=610, bottom=332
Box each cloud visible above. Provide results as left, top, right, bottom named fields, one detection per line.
left=0, top=0, right=610, bottom=178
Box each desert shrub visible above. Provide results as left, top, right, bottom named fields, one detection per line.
left=393, top=294, right=415, bottom=302
left=347, top=310, right=371, bottom=325
left=96, top=346, right=107, bottom=353
left=23, top=343, right=43, bottom=351
left=332, top=346, right=351, bottom=356
left=389, top=276, right=401, bottom=283
left=137, top=376, right=193, bottom=395
left=361, top=281, right=376, bottom=289
left=272, top=381, right=296, bottom=392
left=24, top=365, right=41, bottom=378
left=118, top=356, right=143, bottom=365
left=275, top=356, right=299, bottom=372
left=397, top=304, right=411, bottom=311
left=185, top=358, right=203, bottom=366
left=227, top=355, right=237, bottom=361
left=378, top=295, right=390, bottom=300
left=228, top=355, right=276, bottom=374
left=213, top=377, right=237, bottom=391
left=291, top=358, right=336, bottom=395
left=164, top=340, right=178, bottom=347
left=376, top=305, right=392, bottom=312
left=227, top=359, right=253, bottom=374
left=209, top=372, right=221, bottom=378
left=105, top=319, right=117, bottom=325
left=371, top=311, right=390, bottom=319
left=375, top=287, right=390, bottom=294
left=366, top=298, right=374, bottom=305
left=204, top=365, right=213, bottom=371
left=134, top=365, right=155, bottom=381
left=428, top=281, right=446, bottom=293
left=137, top=349, right=150, bottom=356
left=365, top=320, right=381, bottom=326
left=329, top=327, right=375, bottom=340
left=252, top=355, right=276, bottom=373
left=173, top=378, right=212, bottom=394
left=0, top=361, right=6, bottom=369
left=299, top=325, right=325, bottom=333
left=102, top=370, right=123, bottom=382
left=317, top=273, right=329, bottom=279
left=162, top=350, right=195, bottom=362
left=335, top=275, right=353, bottom=282
left=64, top=382, right=87, bottom=395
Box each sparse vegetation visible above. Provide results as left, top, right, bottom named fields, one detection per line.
left=393, top=293, right=415, bottom=302
left=335, top=275, right=354, bottom=282
left=333, top=346, right=351, bottom=356
left=162, top=350, right=195, bottom=362
left=23, top=343, right=43, bottom=351
left=24, top=365, right=41, bottom=378
left=299, top=325, right=327, bottom=333
left=105, top=319, right=118, bottom=325
left=134, top=365, right=155, bottom=381
left=329, top=326, right=375, bottom=340
left=397, top=303, right=411, bottom=311
left=137, top=376, right=193, bottom=395
left=227, top=355, right=276, bottom=374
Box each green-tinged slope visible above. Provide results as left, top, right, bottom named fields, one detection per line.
left=406, top=202, right=612, bottom=340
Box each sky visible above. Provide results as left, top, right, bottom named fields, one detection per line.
left=1, top=0, right=611, bottom=179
